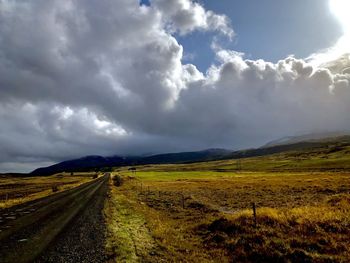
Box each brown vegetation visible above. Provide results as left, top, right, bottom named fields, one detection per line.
left=0, top=172, right=95, bottom=209
left=106, top=168, right=350, bottom=262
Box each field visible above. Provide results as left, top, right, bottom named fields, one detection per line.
left=0, top=172, right=96, bottom=209
left=1, top=141, right=350, bottom=262
left=106, top=149, right=350, bottom=262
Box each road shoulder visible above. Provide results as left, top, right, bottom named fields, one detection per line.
left=104, top=178, right=162, bottom=262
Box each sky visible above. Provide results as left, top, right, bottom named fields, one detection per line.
left=0, top=0, right=350, bottom=173
left=180, top=0, right=343, bottom=70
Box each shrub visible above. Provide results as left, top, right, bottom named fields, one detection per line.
left=52, top=185, right=59, bottom=192
left=113, top=175, right=123, bottom=187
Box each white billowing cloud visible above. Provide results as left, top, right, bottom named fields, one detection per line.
left=153, top=0, right=234, bottom=37
left=0, top=0, right=349, bottom=172
left=174, top=52, right=350, bottom=146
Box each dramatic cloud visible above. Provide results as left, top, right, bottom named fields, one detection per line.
left=153, top=0, right=234, bottom=37
left=0, top=0, right=349, bottom=172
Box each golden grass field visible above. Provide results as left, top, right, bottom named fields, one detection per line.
left=106, top=152, right=350, bottom=262
left=0, top=172, right=95, bottom=209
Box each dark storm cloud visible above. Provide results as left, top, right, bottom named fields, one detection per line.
left=0, top=0, right=349, bottom=172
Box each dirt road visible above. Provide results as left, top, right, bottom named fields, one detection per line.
left=0, top=174, right=109, bottom=263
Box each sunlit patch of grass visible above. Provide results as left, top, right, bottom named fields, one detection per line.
left=127, top=170, right=245, bottom=181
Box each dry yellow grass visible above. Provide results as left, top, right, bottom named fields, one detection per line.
left=0, top=172, right=95, bottom=209
left=106, top=174, right=225, bottom=262
left=103, top=176, right=161, bottom=262
left=107, top=167, right=350, bottom=262
left=206, top=195, right=350, bottom=262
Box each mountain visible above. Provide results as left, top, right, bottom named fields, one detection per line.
left=30, top=133, right=350, bottom=176
left=31, top=155, right=129, bottom=176
left=138, top=148, right=233, bottom=164
left=30, top=149, right=233, bottom=176
left=262, top=131, right=350, bottom=148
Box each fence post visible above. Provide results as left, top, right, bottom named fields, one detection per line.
left=181, top=194, right=185, bottom=209
left=252, top=202, right=257, bottom=228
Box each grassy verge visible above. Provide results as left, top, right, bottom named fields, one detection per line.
left=104, top=174, right=227, bottom=262
left=104, top=176, right=163, bottom=262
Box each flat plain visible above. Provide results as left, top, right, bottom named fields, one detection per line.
left=106, top=145, right=350, bottom=262
left=0, top=172, right=95, bottom=209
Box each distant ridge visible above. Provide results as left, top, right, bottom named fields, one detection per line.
left=262, top=131, right=350, bottom=148
left=29, top=133, right=350, bottom=176
left=139, top=148, right=233, bottom=164
left=30, top=149, right=233, bottom=176
left=31, top=155, right=129, bottom=176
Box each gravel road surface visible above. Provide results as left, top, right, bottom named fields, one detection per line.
left=35, top=174, right=108, bottom=263
left=0, top=174, right=109, bottom=263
